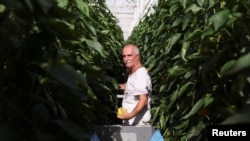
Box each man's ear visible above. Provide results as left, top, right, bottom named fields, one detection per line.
left=136, top=54, right=140, bottom=59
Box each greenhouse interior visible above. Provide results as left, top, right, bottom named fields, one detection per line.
left=0, top=0, right=250, bottom=141
left=105, top=0, right=158, bottom=40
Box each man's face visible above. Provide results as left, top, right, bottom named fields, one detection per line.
left=122, top=46, right=139, bottom=69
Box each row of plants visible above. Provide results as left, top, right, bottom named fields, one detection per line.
left=2, top=0, right=250, bottom=140
left=0, top=0, right=124, bottom=140
left=127, top=0, right=250, bottom=140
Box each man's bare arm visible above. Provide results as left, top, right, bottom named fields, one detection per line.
left=117, top=94, right=148, bottom=120
left=118, top=83, right=126, bottom=90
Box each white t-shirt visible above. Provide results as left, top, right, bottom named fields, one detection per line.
left=122, top=67, right=152, bottom=125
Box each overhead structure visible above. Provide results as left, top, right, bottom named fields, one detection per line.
left=105, top=0, right=158, bottom=40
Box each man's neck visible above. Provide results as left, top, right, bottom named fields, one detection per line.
left=130, top=63, right=142, bottom=74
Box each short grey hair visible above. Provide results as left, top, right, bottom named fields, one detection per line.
left=134, top=45, right=140, bottom=55
left=124, top=44, right=140, bottom=55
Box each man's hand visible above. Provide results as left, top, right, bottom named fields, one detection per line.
left=117, top=108, right=130, bottom=120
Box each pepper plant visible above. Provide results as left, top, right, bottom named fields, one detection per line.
left=0, top=0, right=124, bottom=140
left=127, top=0, right=250, bottom=140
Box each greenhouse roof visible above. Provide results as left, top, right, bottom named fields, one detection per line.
left=105, top=0, right=158, bottom=40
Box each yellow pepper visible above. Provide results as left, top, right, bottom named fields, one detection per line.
left=117, top=107, right=127, bottom=116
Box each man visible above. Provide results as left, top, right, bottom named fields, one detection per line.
left=117, top=44, right=152, bottom=125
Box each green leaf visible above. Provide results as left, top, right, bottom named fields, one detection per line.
left=184, top=28, right=202, bottom=40
left=172, top=17, right=182, bottom=27
left=202, top=26, right=214, bottom=38
left=165, top=33, right=182, bottom=54
left=172, top=120, right=189, bottom=130
left=179, top=0, right=188, bottom=9
left=101, top=30, right=109, bottom=34
left=178, top=82, right=193, bottom=97
left=182, top=14, right=192, bottom=30
left=86, top=39, right=107, bottom=57
left=182, top=96, right=214, bottom=119
left=81, top=18, right=97, bottom=36
left=41, top=63, right=88, bottom=93
left=187, top=121, right=204, bottom=139
left=57, top=0, right=68, bottom=8
left=0, top=4, right=6, bottom=13
left=196, top=0, right=204, bottom=7
left=151, top=107, right=161, bottom=123
left=181, top=41, right=190, bottom=62
left=169, top=82, right=193, bottom=108
left=220, top=60, right=235, bottom=74
left=145, top=55, right=156, bottom=68
left=160, top=111, right=167, bottom=129
left=159, top=84, right=167, bottom=93
left=56, top=19, right=75, bottom=30
left=222, top=53, right=250, bottom=75
left=184, top=4, right=202, bottom=14
left=208, top=9, right=230, bottom=31
left=169, top=4, right=179, bottom=16
left=75, top=0, right=89, bottom=16
left=168, top=65, right=189, bottom=77
left=168, top=85, right=180, bottom=106
left=204, top=96, right=214, bottom=107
